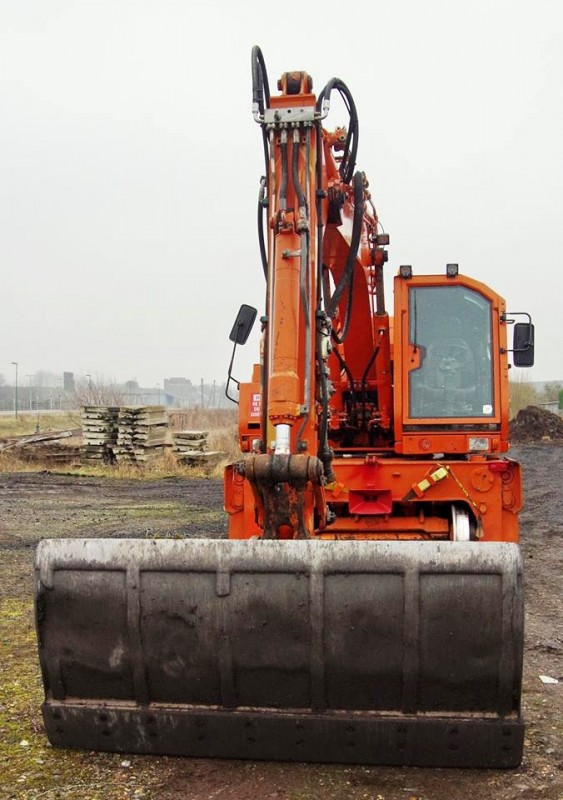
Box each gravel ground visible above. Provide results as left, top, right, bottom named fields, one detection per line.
left=0, top=445, right=561, bottom=800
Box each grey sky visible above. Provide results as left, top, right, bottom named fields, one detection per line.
left=1, top=0, right=561, bottom=387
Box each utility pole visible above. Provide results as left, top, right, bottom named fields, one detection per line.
left=11, top=362, right=18, bottom=419
left=26, top=375, right=33, bottom=411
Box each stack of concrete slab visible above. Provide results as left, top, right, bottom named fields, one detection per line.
left=80, top=406, right=120, bottom=463
left=172, top=430, right=221, bottom=465
left=114, top=406, right=168, bottom=463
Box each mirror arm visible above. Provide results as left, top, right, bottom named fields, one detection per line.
left=503, top=311, right=534, bottom=353
left=225, top=338, right=240, bottom=405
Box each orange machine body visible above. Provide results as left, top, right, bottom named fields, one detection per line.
left=226, top=65, right=522, bottom=546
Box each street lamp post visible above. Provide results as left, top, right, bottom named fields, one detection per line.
left=11, top=362, right=18, bottom=419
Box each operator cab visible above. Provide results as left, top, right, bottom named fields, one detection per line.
left=395, top=266, right=534, bottom=455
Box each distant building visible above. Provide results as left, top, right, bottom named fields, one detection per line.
left=164, top=377, right=192, bottom=407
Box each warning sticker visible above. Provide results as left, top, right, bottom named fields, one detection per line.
left=250, top=393, right=261, bottom=418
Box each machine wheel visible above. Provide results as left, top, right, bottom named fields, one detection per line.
left=451, top=504, right=476, bottom=541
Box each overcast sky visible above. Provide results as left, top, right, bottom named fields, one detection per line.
left=1, top=0, right=561, bottom=388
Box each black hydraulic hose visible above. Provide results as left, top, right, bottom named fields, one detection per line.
left=318, top=355, right=329, bottom=444
left=326, top=172, right=364, bottom=333
left=280, top=136, right=288, bottom=209
left=299, top=232, right=311, bottom=356
left=257, top=184, right=267, bottom=279
left=360, top=344, right=380, bottom=429
left=361, top=345, right=381, bottom=395
left=292, top=130, right=311, bottom=407
left=251, top=45, right=270, bottom=115
left=331, top=342, right=358, bottom=431
left=332, top=341, right=356, bottom=398
left=292, top=130, right=307, bottom=210
left=314, top=121, right=334, bottom=477
left=316, top=350, right=335, bottom=482
left=316, top=78, right=359, bottom=184
left=330, top=268, right=355, bottom=345
left=251, top=48, right=271, bottom=279
left=315, top=121, right=325, bottom=308
left=299, top=231, right=311, bottom=391
left=340, top=112, right=358, bottom=185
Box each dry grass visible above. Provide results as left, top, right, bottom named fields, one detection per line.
left=0, top=408, right=240, bottom=480
left=0, top=451, right=72, bottom=473
left=168, top=408, right=237, bottom=432
left=0, top=411, right=81, bottom=438
left=509, top=371, right=539, bottom=418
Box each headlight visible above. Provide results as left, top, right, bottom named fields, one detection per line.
left=468, top=437, right=489, bottom=452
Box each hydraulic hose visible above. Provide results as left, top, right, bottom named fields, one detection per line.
left=299, top=231, right=311, bottom=417
left=315, top=121, right=325, bottom=309
left=332, top=343, right=356, bottom=393
left=326, top=171, right=365, bottom=338
left=314, top=122, right=332, bottom=477
left=285, top=125, right=313, bottom=449
left=317, top=347, right=335, bottom=482
left=252, top=46, right=271, bottom=280
left=292, top=129, right=307, bottom=211
left=360, top=344, right=380, bottom=430
left=257, top=177, right=268, bottom=279
left=316, top=78, right=359, bottom=184
left=330, top=270, right=355, bottom=345
left=280, top=132, right=288, bottom=209
left=251, top=45, right=270, bottom=116
left=332, top=343, right=358, bottom=427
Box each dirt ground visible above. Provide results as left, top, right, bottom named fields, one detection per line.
left=0, top=445, right=561, bottom=800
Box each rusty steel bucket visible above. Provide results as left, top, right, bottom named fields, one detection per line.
left=34, top=538, right=524, bottom=767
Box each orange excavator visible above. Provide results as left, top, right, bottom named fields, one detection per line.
left=35, top=47, right=535, bottom=768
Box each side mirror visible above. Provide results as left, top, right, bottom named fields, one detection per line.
left=229, top=304, right=257, bottom=345
left=513, top=322, right=535, bottom=367
left=226, top=305, right=258, bottom=405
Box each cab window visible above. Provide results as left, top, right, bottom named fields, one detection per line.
left=408, top=286, right=494, bottom=419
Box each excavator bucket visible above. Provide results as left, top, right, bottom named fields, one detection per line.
left=35, top=537, right=524, bottom=768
